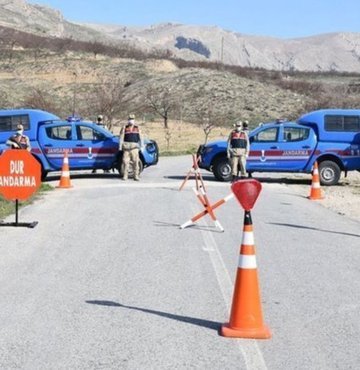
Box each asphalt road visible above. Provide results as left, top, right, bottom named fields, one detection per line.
left=0, top=156, right=359, bottom=370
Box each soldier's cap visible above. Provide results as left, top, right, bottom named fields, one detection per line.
left=243, top=120, right=249, bottom=127
left=17, top=124, right=24, bottom=130
left=97, top=115, right=103, bottom=120
left=235, top=121, right=242, bottom=127
left=15, top=130, right=22, bottom=136
left=128, top=114, right=135, bottom=120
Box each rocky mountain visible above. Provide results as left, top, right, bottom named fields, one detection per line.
left=0, top=0, right=105, bottom=40
left=1, top=0, right=360, bottom=72
left=85, top=22, right=360, bottom=73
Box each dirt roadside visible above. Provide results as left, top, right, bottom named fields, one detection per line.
left=284, top=171, right=360, bottom=222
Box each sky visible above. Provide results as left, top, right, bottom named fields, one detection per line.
left=31, top=0, right=360, bottom=39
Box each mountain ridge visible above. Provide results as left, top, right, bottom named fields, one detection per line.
left=1, top=0, right=360, bottom=72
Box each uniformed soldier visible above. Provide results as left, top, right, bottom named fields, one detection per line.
left=227, top=121, right=250, bottom=180
left=120, top=114, right=142, bottom=181
left=242, top=120, right=249, bottom=132
left=6, top=124, right=31, bottom=151
left=96, top=114, right=106, bottom=128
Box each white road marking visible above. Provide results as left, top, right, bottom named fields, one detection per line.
left=197, top=210, right=268, bottom=370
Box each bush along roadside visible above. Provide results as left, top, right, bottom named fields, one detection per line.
left=0, top=183, right=53, bottom=221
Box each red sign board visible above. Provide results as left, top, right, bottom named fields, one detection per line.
left=0, top=149, right=41, bottom=201
left=231, top=179, right=262, bottom=210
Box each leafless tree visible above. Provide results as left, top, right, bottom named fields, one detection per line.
left=21, top=88, right=59, bottom=114
left=165, top=129, right=172, bottom=150
left=144, top=86, right=176, bottom=129
left=195, top=102, right=218, bottom=144
left=201, top=117, right=215, bottom=144
left=86, top=41, right=107, bottom=59
left=85, top=77, right=129, bottom=132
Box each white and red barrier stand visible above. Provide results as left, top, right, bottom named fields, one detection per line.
left=180, top=186, right=234, bottom=232
left=179, top=154, right=206, bottom=192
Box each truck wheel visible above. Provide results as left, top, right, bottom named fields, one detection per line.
left=213, top=157, right=232, bottom=182
left=118, top=160, right=144, bottom=178
left=319, top=161, right=341, bottom=186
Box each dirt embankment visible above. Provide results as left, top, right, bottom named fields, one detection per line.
left=286, top=171, right=360, bottom=222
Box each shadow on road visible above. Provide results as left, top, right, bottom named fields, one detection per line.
left=165, top=175, right=313, bottom=186
left=153, top=221, right=181, bottom=227
left=164, top=175, right=219, bottom=183
left=45, top=172, right=119, bottom=182
left=269, top=222, right=360, bottom=238
left=153, top=221, right=224, bottom=233
left=85, top=300, right=221, bottom=332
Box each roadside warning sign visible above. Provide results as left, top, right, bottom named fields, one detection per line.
left=0, top=149, right=41, bottom=201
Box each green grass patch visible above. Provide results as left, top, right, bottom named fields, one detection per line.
left=0, top=183, right=53, bottom=221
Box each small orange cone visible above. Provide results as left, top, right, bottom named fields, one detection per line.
left=308, top=161, right=323, bottom=200
left=56, top=150, right=73, bottom=188
left=221, top=210, right=271, bottom=339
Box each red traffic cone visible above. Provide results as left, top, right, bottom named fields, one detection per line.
left=221, top=210, right=271, bottom=339
left=56, top=151, right=73, bottom=188
left=308, top=161, right=323, bottom=200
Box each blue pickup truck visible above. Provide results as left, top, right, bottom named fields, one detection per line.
left=197, top=109, right=360, bottom=185
left=0, top=109, right=158, bottom=180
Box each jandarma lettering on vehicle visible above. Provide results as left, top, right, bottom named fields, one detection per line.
left=282, top=150, right=309, bottom=156
left=0, top=175, right=36, bottom=187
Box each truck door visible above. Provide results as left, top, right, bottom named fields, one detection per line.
left=248, top=126, right=281, bottom=171
left=277, top=126, right=316, bottom=170
left=74, top=124, right=118, bottom=169
left=38, top=123, right=74, bottom=170
left=248, top=125, right=316, bottom=171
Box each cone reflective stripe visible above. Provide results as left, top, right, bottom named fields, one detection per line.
left=56, top=150, right=73, bottom=188
left=180, top=188, right=233, bottom=231
left=221, top=211, right=271, bottom=339
left=308, top=161, right=323, bottom=200
left=179, top=154, right=206, bottom=191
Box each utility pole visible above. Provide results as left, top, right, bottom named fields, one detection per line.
left=221, top=36, right=224, bottom=64
left=72, top=72, right=77, bottom=116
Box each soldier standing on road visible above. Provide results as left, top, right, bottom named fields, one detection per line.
left=6, top=124, right=31, bottom=151
left=120, top=114, right=142, bottom=181
left=227, top=121, right=250, bottom=180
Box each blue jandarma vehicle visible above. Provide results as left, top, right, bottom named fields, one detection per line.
left=197, top=109, right=360, bottom=185
left=0, top=109, right=158, bottom=180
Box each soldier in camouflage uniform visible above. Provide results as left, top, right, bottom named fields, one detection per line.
left=120, top=114, right=142, bottom=181
left=227, top=121, right=250, bottom=180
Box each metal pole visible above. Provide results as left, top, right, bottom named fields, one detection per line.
left=15, top=199, right=19, bottom=226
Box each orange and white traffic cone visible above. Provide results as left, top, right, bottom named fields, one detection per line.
left=221, top=210, right=271, bottom=339
left=308, top=161, right=323, bottom=200
left=56, top=150, right=73, bottom=188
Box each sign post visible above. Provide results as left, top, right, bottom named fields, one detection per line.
left=0, top=149, right=41, bottom=228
